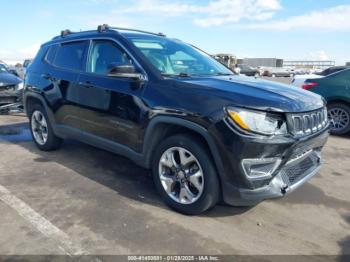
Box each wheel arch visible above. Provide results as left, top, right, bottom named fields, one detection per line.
left=24, top=92, right=46, bottom=114
left=142, top=116, right=226, bottom=183
left=24, top=92, right=59, bottom=135
left=326, top=98, right=350, bottom=107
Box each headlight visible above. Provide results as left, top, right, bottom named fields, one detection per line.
left=227, top=107, right=288, bottom=135
left=17, top=82, right=24, bottom=90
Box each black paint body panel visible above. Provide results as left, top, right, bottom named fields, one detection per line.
left=23, top=30, right=329, bottom=205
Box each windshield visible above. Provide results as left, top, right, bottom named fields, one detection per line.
left=0, top=64, right=9, bottom=73
left=127, top=36, right=233, bottom=76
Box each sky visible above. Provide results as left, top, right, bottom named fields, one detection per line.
left=1, top=0, right=349, bottom=65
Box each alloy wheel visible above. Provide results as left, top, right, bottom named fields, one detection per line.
left=328, top=107, right=350, bottom=132
left=31, top=110, right=48, bottom=145
left=158, top=147, right=204, bottom=204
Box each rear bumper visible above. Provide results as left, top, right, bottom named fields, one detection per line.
left=220, top=126, right=329, bottom=206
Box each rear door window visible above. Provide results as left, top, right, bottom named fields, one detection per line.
left=54, top=41, right=88, bottom=70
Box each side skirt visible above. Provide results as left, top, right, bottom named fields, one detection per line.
left=55, top=125, right=146, bottom=168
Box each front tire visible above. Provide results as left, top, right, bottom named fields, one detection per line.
left=327, top=103, right=350, bottom=135
left=152, top=134, right=220, bottom=215
left=29, top=104, right=62, bottom=151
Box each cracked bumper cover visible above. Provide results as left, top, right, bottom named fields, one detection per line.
left=220, top=127, right=329, bottom=206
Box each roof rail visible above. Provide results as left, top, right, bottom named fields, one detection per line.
left=97, top=24, right=166, bottom=37
left=97, top=24, right=110, bottom=33
left=61, top=29, right=73, bottom=37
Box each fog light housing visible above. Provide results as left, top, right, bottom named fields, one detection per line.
left=241, top=158, right=281, bottom=180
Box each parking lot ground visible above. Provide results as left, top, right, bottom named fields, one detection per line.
left=0, top=113, right=349, bottom=257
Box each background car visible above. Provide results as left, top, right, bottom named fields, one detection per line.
left=318, top=66, right=350, bottom=76
left=302, top=69, right=350, bottom=135
left=0, top=63, right=23, bottom=107
left=0, top=61, right=19, bottom=77
left=262, top=67, right=294, bottom=77
left=292, top=66, right=350, bottom=87
left=0, top=63, right=22, bottom=91
left=236, top=64, right=260, bottom=77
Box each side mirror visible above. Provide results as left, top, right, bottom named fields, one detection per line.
left=107, top=63, right=145, bottom=80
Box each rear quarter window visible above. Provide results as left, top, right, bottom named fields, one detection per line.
left=54, top=41, right=87, bottom=70
left=45, top=45, right=58, bottom=64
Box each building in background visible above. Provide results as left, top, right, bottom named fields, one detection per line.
left=283, top=60, right=335, bottom=69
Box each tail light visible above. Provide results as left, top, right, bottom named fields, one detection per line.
left=302, top=82, right=318, bottom=90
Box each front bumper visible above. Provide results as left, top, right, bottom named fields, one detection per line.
left=238, top=149, right=321, bottom=202
left=218, top=124, right=329, bottom=206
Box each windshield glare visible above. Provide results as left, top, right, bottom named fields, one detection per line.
left=128, top=37, right=233, bottom=76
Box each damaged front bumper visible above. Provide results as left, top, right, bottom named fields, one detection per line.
left=239, top=149, right=322, bottom=201
left=220, top=126, right=329, bottom=206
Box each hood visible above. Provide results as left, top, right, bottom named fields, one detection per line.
left=176, top=75, right=324, bottom=113
left=0, top=72, right=22, bottom=86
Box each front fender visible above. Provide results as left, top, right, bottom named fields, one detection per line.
left=142, top=116, right=226, bottom=181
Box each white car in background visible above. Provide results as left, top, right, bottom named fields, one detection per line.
left=262, top=67, right=295, bottom=77
left=291, top=66, right=349, bottom=87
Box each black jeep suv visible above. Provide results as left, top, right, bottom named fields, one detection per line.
left=24, top=25, right=329, bottom=215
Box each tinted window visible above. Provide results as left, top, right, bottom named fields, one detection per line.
left=88, top=40, right=132, bottom=74
left=54, top=41, right=87, bottom=70
left=45, top=45, right=58, bottom=64
left=329, top=68, right=344, bottom=75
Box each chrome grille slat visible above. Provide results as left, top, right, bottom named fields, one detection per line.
left=289, top=107, right=328, bottom=136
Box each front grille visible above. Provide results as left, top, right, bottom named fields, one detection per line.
left=288, top=107, right=328, bottom=136
left=280, top=152, right=320, bottom=185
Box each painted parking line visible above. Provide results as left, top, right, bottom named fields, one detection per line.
left=0, top=184, right=87, bottom=256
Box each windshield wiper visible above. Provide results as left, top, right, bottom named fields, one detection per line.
left=161, top=72, right=192, bottom=77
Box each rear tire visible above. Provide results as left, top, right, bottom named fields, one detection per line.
left=327, top=103, right=350, bottom=135
left=29, top=104, right=62, bottom=151
left=152, top=134, right=220, bottom=215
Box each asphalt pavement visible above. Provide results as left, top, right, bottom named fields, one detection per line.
left=0, top=113, right=349, bottom=258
